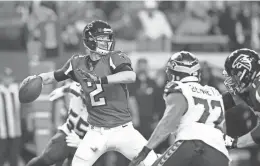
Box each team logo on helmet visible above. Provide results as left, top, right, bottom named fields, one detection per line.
left=167, top=60, right=177, bottom=69
left=232, top=54, right=252, bottom=71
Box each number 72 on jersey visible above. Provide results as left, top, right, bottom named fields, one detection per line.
left=193, top=97, right=224, bottom=126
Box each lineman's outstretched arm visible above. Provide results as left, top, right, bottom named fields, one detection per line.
left=146, top=93, right=187, bottom=149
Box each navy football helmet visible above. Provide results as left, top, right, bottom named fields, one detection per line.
left=83, top=20, right=115, bottom=55
left=166, top=51, right=201, bottom=82
left=224, top=48, right=260, bottom=94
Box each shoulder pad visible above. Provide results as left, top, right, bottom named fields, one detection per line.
left=70, top=54, right=85, bottom=68
left=109, top=51, right=131, bottom=69
left=111, top=51, right=129, bottom=60
left=164, top=81, right=182, bottom=96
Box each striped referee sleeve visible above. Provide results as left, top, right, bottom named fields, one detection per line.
left=0, top=83, right=21, bottom=139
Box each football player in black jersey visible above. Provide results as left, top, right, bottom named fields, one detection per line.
left=222, top=48, right=260, bottom=148
left=22, top=20, right=158, bottom=166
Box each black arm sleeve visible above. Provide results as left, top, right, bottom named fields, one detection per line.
left=222, top=91, right=236, bottom=110
left=112, top=63, right=133, bottom=74
left=53, top=56, right=77, bottom=82
left=54, top=69, right=70, bottom=82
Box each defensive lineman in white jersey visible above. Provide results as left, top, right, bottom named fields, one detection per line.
left=129, top=51, right=230, bottom=166
left=26, top=82, right=88, bottom=166
left=57, top=82, right=89, bottom=139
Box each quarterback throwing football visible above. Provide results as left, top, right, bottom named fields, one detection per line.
left=22, top=20, right=158, bottom=166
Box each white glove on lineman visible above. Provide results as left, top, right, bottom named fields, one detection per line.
left=223, top=134, right=237, bottom=148
left=49, top=87, right=66, bottom=101
left=66, top=130, right=82, bottom=148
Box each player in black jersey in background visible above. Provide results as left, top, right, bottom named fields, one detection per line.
left=222, top=48, right=260, bottom=148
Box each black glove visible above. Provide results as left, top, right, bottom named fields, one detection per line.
left=223, top=134, right=237, bottom=149
left=129, top=146, right=151, bottom=166
left=77, top=68, right=105, bottom=84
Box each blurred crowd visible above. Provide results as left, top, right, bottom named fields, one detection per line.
left=1, top=1, right=260, bottom=51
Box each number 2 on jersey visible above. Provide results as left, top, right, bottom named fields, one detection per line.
left=87, top=82, right=106, bottom=107
left=193, top=97, right=224, bottom=125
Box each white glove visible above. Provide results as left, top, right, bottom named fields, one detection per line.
left=49, top=87, right=65, bottom=101
left=223, top=134, right=237, bottom=148
left=66, top=130, right=82, bottom=148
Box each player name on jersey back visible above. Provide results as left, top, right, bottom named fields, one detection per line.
left=165, top=81, right=229, bottom=159
left=191, top=85, right=215, bottom=96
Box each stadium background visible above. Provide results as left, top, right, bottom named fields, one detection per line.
left=0, top=1, right=260, bottom=166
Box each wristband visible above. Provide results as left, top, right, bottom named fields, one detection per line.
left=141, top=146, right=151, bottom=156
left=232, top=137, right=238, bottom=148
left=63, top=87, right=70, bottom=93
left=100, top=76, right=108, bottom=84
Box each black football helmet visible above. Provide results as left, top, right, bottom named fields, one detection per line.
left=83, top=20, right=115, bottom=55
left=166, top=51, right=201, bottom=82
left=224, top=48, right=260, bottom=94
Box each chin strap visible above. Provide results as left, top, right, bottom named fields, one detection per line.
left=96, top=47, right=110, bottom=55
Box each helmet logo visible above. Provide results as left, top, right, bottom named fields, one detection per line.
left=182, top=60, right=194, bottom=66
left=232, top=54, right=252, bottom=71
left=86, top=23, right=93, bottom=31
left=104, top=28, right=112, bottom=33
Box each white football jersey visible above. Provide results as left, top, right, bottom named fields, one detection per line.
left=58, top=82, right=89, bottom=138
left=165, top=81, right=229, bottom=159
